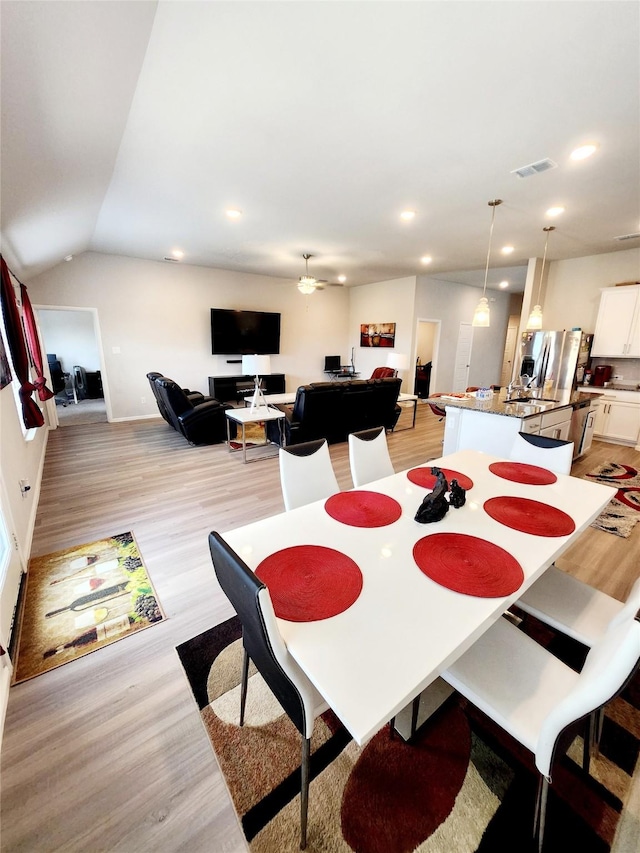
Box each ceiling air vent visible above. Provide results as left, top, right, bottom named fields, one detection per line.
left=614, top=233, right=640, bottom=242
left=510, top=158, right=558, bottom=179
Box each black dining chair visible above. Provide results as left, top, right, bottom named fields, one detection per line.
left=208, top=532, right=329, bottom=850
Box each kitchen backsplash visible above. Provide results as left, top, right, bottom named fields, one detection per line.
left=589, top=356, right=640, bottom=386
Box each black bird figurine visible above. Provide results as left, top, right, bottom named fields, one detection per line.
left=415, top=468, right=450, bottom=523
left=448, top=478, right=467, bottom=508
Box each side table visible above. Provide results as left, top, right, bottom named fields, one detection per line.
left=225, top=407, right=285, bottom=463
left=395, top=393, right=418, bottom=430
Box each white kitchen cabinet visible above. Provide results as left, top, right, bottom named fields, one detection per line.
left=591, top=286, right=640, bottom=357
left=538, top=407, right=572, bottom=441
left=594, top=398, right=640, bottom=444
left=539, top=420, right=572, bottom=441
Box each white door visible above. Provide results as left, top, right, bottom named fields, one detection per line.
left=500, top=319, right=519, bottom=387
left=452, top=323, right=474, bottom=392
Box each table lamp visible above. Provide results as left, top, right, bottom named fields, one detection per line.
left=242, top=354, right=271, bottom=412
left=386, top=353, right=409, bottom=377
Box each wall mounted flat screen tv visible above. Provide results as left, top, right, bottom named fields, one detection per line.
left=211, top=308, right=281, bottom=355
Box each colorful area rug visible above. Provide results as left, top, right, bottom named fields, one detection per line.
left=585, top=463, right=640, bottom=538
left=14, top=532, right=165, bottom=683
left=176, top=616, right=639, bottom=852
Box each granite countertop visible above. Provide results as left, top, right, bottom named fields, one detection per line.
left=577, top=384, right=640, bottom=394
left=427, top=389, right=599, bottom=420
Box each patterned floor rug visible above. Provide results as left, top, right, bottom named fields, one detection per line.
left=176, top=616, right=640, bottom=852
left=14, top=531, right=165, bottom=683
left=585, top=463, right=640, bottom=538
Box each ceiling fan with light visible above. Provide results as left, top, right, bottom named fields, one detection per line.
left=297, top=253, right=345, bottom=294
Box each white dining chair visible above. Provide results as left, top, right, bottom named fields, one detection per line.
left=279, top=439, right=339, bottom=511
left=348, top=426, right=394, bottom=487
left=442, top=615, right=640, bottom=852
left=509, top=432, right=574, bottom=475
left=208, top=532, right=329, bottom=850
left=516, top=572, right=640, bottom=648
left=516, top=572, right=640, bottom=756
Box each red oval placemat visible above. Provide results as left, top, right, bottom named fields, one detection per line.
left=256, top=545, right=363, bottom=622
left=325, top=491, right=402, bottom=527
left=489, top=461, right=557, bottom=486
left=407, top=468, right=474, bottom=491
left=484, top=496, right=575, bottom=536
left=413, top=533, right=524, bottom=597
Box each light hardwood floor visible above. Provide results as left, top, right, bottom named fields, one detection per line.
left=2, top=405, right=639, bottom=852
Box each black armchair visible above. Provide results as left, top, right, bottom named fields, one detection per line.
left=149, top=375, right=234, bottom=445
left=147, top=372, right=206, bottom=420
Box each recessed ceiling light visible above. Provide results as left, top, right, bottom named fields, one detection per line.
left=501, top=245, right=514, bottom=255
left=64, top=254, right=73, bottom=262
left=337, top=275, right=347, bottom=283
left=570, top=144, right=598, bottom=161
left=420, top=255, right=432, bottom=265
left=172, top=249, right=184, bottom=259
left=226, top=208, right=242, bottom=219
left=546, top=206, right=565, bottom=218
left=400, top=210, right=416, bottom=221
left=499, top=280, right=509, bottom=289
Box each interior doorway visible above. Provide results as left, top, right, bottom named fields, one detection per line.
left=415, top=319, right=440, bottom=397
left=452, top=322, right=474, bottom=392
left=500, top=314, right=520, bottom=387
left=36, top=306, right=110, bottom=427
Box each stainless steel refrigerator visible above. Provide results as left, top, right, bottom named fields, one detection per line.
left=516, top=330, right=593, bottom=396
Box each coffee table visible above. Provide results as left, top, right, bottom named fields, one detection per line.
left=225, top=406, right=285, bottom=463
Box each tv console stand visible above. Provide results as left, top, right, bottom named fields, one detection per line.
left=208, top=373, right=286, bottom=404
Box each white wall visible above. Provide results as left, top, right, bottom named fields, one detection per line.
left=38, top=308, right=101, bottom=373
left=0, top=387, right=47, bottom=557
left=27, top=252, right=351, bottom=420
left=543, top=247, right=640, bottom=333
left=347, top=277, right=417, bottom=392
left=415, top=277, right=511, bottom=392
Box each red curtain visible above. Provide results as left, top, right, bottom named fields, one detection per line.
left=0, top=256, right=44, bottom=428
left=20, top=282, right=54, bottom=402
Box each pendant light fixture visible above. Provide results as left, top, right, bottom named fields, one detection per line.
left=527, top=226, right=555, bottom=330
left=472, top=199, right=503, bottom=327
left=297, top=253, right=317, bottom=295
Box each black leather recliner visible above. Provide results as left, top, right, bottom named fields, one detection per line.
left=149, top=374, right=234, bottom=445
left=147, top=372, right=206, bottom=422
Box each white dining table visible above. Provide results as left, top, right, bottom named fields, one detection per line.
left=221, top=449, right=616, bottom=746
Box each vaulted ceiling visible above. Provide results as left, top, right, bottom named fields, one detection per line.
left=1, top=1, right=638, bottom=292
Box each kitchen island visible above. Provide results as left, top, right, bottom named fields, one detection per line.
left=430, top=389, right=599, bottom=457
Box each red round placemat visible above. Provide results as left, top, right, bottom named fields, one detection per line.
left=325, top=491, right=402, bottom=527
left=413, top=533, right=524, bottom=597
left=489, top=461, right=557, bottom=486
left=407, top=468, right=474, bottom=491
left=484, top=496, right=575, bottom=536
left=256, top=545, right=363, bottom=622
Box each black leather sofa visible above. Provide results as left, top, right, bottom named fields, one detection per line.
left=147, top=373, right=234, bottom=445
left=266, top=377, right=402, bottom=446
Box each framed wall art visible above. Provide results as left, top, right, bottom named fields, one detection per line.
left=360, top=322, right=396, bottom=348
